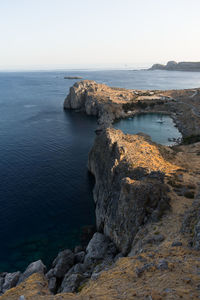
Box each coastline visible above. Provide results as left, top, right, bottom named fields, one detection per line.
left=1, top=80, right=200, bottom=299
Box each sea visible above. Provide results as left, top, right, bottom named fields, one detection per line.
left=0, top=69, right=200, bottom=272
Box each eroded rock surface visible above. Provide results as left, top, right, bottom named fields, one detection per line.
left=88, top=128, right=179, bottom=254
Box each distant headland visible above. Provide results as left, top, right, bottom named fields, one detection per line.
left=149, top=61, right=200, bottom=72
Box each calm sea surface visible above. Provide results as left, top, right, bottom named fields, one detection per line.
left=114, top=113, right=182, bottom=145
left=0, top=69, right=200, bottom=272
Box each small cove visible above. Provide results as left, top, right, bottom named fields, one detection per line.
left=114, top=113, right=182, bottom=146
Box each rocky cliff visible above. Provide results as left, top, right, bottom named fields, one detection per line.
left=1, top=81, right=200, bottom=299
left=149, top=61, right=200, bottom=71
left=64, top=80, right=200, bottom=137
left=88, top=128, right=179, bottom=254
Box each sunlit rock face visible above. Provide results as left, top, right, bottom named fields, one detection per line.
left=88, top=128, right=178, bottom=254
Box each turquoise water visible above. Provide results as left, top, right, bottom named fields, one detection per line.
left=0, top=69, right=199, bottom=272
left=114, top=113, right=182, bottom=146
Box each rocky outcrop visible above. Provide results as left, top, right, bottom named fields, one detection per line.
left=0, top=260, right=47, bottom=295
left=1, top=272, right=21, bottom=294
left=63, top=80, right=126, bottom=127
left=88, top=128, right=179, bottom=254
left=19, top=260, right=46, bottom=283
left=149, top=61, right=200, bottom=71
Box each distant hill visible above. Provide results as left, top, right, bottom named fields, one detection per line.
left=149, top=61, right=200, bottom=72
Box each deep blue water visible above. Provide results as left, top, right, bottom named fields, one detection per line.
left=0, top=69, right=200, bottom=272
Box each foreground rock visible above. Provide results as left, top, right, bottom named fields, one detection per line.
left=1, top=272, right=21, bottom=294
left=84, top=232, right=117, bottom=265
left=19, top=260, right=46, bottom=283
left=0, top=260, right=46, bottom=295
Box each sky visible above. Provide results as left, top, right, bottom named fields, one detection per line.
left=0, top=0, right=200, bottom=70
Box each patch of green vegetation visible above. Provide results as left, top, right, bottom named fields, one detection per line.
left=182, top=135, right=200, bottom=145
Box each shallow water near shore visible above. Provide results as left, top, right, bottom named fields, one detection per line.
left=0, top=69, right=199, bottom=272
left=114, top=113, right=182, bottom=146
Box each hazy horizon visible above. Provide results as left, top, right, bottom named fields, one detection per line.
left=1, top=0, right=200, bottom=71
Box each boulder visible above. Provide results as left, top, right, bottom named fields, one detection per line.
left=84, top=233, right=117, bottom=265
left=19, top=260, right=46, bottom=283
left=52, top=249, right=74, bottom=278
left=60, top=273, right=85, bottom=293
left=74, top=251, right=85, bottom=264
left=2, top=271, right=21, bottom=293
left=48, top=276, right=57, bottom=294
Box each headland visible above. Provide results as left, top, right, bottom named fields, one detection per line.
left=149, top=61, right=200, bottom=72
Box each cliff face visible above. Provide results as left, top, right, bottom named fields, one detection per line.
left=149, top=61, right=200, bottom=71
left=88, top=128, right=179, bottom=254
left=63, top=80, right=129, bottom=127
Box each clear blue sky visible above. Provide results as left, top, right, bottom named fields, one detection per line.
left=0, top=0, right=200, bottom=70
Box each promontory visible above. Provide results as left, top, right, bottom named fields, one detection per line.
left=149, top=61, right=200, bottom=72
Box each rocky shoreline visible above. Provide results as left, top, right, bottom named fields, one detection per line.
left=1, top=80, right=200, bottom=299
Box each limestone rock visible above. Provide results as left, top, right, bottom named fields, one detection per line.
left=2, top=271, right=21, bottom=293
left=48, top=276, right=57, bottom=294
left=84, top=233, right=117, bottom=265
left=60, top=273, right=85, bottom=293
left=0, top=273, right=7, bottom=294
left=19, top=260, right=46, bottom=283
left=88, top=128, right=174, bottom=254
left=52, top=249, right=74, bottom=278
left=74, top=251, right=85, bottom=264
